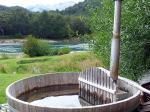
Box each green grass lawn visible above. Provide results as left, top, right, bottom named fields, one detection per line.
left=0, top=52, right=102, bottom=104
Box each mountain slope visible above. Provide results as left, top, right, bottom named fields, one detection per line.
left=61, top=0, right=101, bottom=16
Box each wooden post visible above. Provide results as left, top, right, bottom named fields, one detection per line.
left=110, top=0, right=122, bottom=101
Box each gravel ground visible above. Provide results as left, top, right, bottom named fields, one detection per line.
left=0, top=104, right=10, bottom=112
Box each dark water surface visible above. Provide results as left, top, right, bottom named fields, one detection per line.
left=18, top=84, right=91, bottom=107
left=17, top=84, right=139, bottom=110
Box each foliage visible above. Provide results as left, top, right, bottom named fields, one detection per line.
left=58, top=47, right=71, bottom=55
left=61, top=0, right=101, bottom=16
left=70, top=16, right=91, bottom=36
left=31, top=11, right=70, bottom=38
left=23, top=35, right=50, bottom=57
left=49, top=47, right=71, bottom=56
left=88, top=0, right=150, bottom=81
left=120, top=0, right=150, bottom=80
left=0, top=6, right=30, bottom=35
left=87, top=0, right=113, bottom=68
left=0, top=5, right=91, bottom=39
left=49, top=49, right=59, bottom=56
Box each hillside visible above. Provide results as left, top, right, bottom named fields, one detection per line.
left=61, top=0, right=101, bottom=16
left=0, top=5, right=29, bottom=13
left=0, top=0, right=101, bottom=38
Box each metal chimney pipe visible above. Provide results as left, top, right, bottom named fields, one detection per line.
left=110, top=0, right=122, bottom=102
left=110, top=0, right=122, bottom=82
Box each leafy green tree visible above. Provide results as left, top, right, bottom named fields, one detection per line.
left=70, top=16, right=91, bottom=36
left=8, top=7, right=30, bottom=35
left=121, top=0, right=150, bottom=80
left=87, top=0, right=113, bottom=67
left=31, top=11, right=73, bottom=39
left=88, top=0, right=150, bottom=80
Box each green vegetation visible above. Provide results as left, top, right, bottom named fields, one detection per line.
left=88, top=0, right=150, bottom=81
left=57, top=47, right=71, bottom=55
left=0, top=73, right=37, bottom=103
left=0, top=0, right=149, bottom=103
left=0, top=52, right=101, bottom=74
left=0, top=52, right=102, bottom=103
left=22, top=35, right=71, bottom=57
left=23, top=35, right=50, bottom=57
left=0, top=5, right=90, bottom=39
left=61, top=0, right=101, bottom=16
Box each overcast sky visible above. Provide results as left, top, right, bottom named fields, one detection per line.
left=0, top=0, right=84, bottom=7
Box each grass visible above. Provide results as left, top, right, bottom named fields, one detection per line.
left=0, top=52, right=102, bottom=103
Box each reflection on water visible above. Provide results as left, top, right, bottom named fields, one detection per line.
left=31, top=95, right=83, bottom=107
left=18, top=84, right=91, bottom=107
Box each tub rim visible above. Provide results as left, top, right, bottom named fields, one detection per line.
left=6, top=70, right=141, bottom=109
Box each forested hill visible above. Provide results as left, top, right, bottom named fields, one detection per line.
left=0, top=0, right=100, bottom=15
left=0, top=5, right=31, bottom=36
left=0, top=3, right=91, bottom=39
left=0, top=0, right=101, bottom=39
left=0, top=5, right=28, bottom=12
left=0, top=5, right=10, bottom=11
left=61, top=0, right=101, bottom=16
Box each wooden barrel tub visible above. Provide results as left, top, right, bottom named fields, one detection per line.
left=6, top=69, right=141, bottom=112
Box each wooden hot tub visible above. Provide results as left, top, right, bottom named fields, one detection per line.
left=6, top=68, right=141, bottom=112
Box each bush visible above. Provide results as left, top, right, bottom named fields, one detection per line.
left=49, top=49, right=59, bottom=56
left=58, top=47, right=71, bottom=55
left=23, top=35, right=50, bottom=57
left=49, top=47, right=71, bottom=56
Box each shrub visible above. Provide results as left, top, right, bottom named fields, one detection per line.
left=23, top=35, right=50, bottom=57
left=58, top=47, right=71, bottom=55
left=49, top=49, right=59, bottom=56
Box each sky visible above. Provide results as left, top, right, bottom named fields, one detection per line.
left=0, top=0, right=84, bottom=7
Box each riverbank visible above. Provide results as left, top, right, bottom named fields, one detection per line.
left=0, top=39, right=59, bottom=45
left=0, top=37, right=84, bottom=44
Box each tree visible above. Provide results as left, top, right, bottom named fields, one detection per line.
left=88, top=0, right=150, bottom=80
left=31, top=11, right=75, bottom=39
left=9, top=10, right=30, bottom=35
left=0, top=5, right=91, bottom=39
left=70, top=16, right=91, bottom=36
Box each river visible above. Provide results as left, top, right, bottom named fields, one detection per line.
left=0, top=42, right=89, bottom=53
